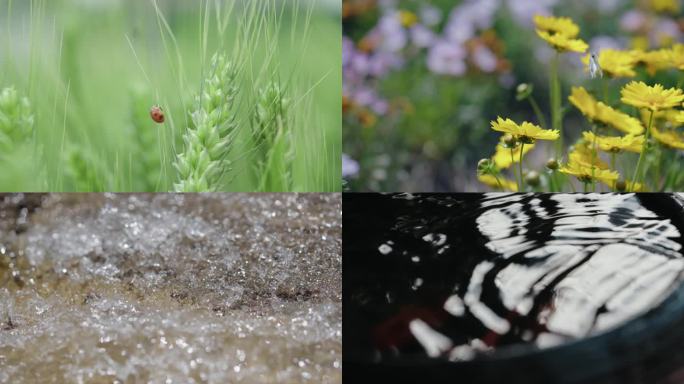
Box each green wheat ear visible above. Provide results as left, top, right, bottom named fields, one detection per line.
left=173, top=53, right=239, bottom=192
left=0, top=87, right=34, bottom=151
left=65, top=148, right=105, bottom=192
left=252, top=81, right=293, bottom=191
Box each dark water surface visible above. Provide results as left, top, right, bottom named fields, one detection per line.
left=344, top=193, right=684, bottom=384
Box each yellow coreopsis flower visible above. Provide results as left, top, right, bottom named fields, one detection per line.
left=649, top=0, right=680, bottom=13
left=569, top=87, right=644, bottom=134
left=650, top=126, right=684, bottom=150
left=596, top=104, right=645, bottom=135
left=641, top=109, right=684, bottom=128
left=398, top=10, right=418, bottom=28
left=536, top=30, right=588, bottom=53
left=582, top=131, right=644, bottom=153
left=675, top=110, right=684, bottom=124
left=607, top=179, right=646, bottom=192
left=533, top=15, right=587, bottom=53
left=533, top=15, right=580, bottom=37
left=478, top=173, right=518, bottom=192
left=490, top=117, right=559, bottom=143
left=621, top=82, right=684, bottom=111
left=492, top=139, right=535, bottom=169
left=560, top=158, right=620, bottom=184
left=581, top=50, right=637, bottom=78
left=670, top=44, right=684, bottom=70
left=634, top=49, right=677, bottom=74
left=569, top=87, right=599, bottom=120
left=569, top=140, right=610, bottom=169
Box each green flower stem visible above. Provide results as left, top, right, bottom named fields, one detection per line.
left=550, top=52, right=562, bottom=156
left=493, top=172, right=503, bottom=190
left=631, top=109, right=654, bottom=192
left=591, top=124, right=598, bottom=192
left=548, top=172, right=557, bottom=192
left=610, top=152, right=616, bottom=190
left=655, top=145, right=663, bottom=190
left=519, top=143, right=525, bottom=191
left=528, top=96, right=548, bottom=129
left=510, top=148, right=520, bottom=191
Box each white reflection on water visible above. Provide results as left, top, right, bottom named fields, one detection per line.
left=468, top=194, right=684, bottom=348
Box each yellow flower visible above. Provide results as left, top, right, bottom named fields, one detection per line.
left=533, top=15, right=580, bottom=38
left=596, top=104, right=645, bottom=135
left=398, top=10, right=418, bottom=28
left=569, top=87, right=644, bottom=134
left=650, top=125, right=684, bottom=150
left=582, top=131, right=644, bottom=153
left=640, top=109, right=683, bottom=128
left=581, top=50, right=637, bottom=78
left=569, top=87, right=599, bottom=120
left=631, top=37, right=650, bottom=51
left=493, top=139, right=535, bottom=169
left=620, top=81, right=684, bottom=111
left=478, top=173, right=518, bottom=192
left=634, top=48, right=677, bottom=74
left=536, top=30, right=588, bottom=53
left=569, top=140, right=610, bottom=170
left=490, top=117, right=559, bottom=143
left=607, top=179, right=646, bottom=192
left=649, top=0, right=680, bottom=13
left=670, top=44, right=684, bottom=70
left=560, top=158, right=619, bottom=184
left=675, top=110, right=684, bottom=125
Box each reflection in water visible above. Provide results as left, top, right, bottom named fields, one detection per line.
left=344, top=193, right=684, bottom=364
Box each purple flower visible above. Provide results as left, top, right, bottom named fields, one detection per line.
left=353, top=87, right=379, bottom=107
left=444, top=0, right=498, bottom=43
left=368, top=51, right=403, bottom=77
left=350, top=53, right=371, bottom=77
left=342, top=37, right=355, bottom=68
left=420, top=5, right=442, bottom=27
left=371, top=100, right=389, bottom=115
left=472, top=45, right=498, bottom=73
left=651, top=18, right=680, bottom=45
left=427, top=40, right=467, bottom=76
left=410, top=24, right=436, bottom=48
left=376, top=13, right=408, bottom=52
left=342, top=154, right=360, bottom=178
left=620, top=10, right=646, bottom=32
left=589, top=36, right=624, bottom=52
left=505, top=0, right=558, bottom=28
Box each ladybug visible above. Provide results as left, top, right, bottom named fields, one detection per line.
left=150, top=105, right=165, bottom=123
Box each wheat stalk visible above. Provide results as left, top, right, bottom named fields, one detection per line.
left=173, top=53, right=239, bottom=192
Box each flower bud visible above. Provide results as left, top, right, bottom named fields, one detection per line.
left=615, top=180, right=627, bottom=192
left=477, top=158, right=493, bottom=175
left=516, top=83, right=533, bottom=101
left=503, top=134, right=519, bottom=148
left=546, top=158, right=559, bottom=170
left=525, top=171, right=541, bottom=187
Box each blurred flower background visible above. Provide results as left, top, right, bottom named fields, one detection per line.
left=342, top=0, right=683, bottom=191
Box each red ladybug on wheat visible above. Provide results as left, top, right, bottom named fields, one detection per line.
left=150, top=105, right=165, bottom=123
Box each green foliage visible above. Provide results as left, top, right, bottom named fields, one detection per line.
left=252, top=81, right=293, bottom=191
left=0, top=87, right=34, bottom=151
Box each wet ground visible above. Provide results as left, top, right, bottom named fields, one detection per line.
left=0, top=193, right=341, bottom=383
